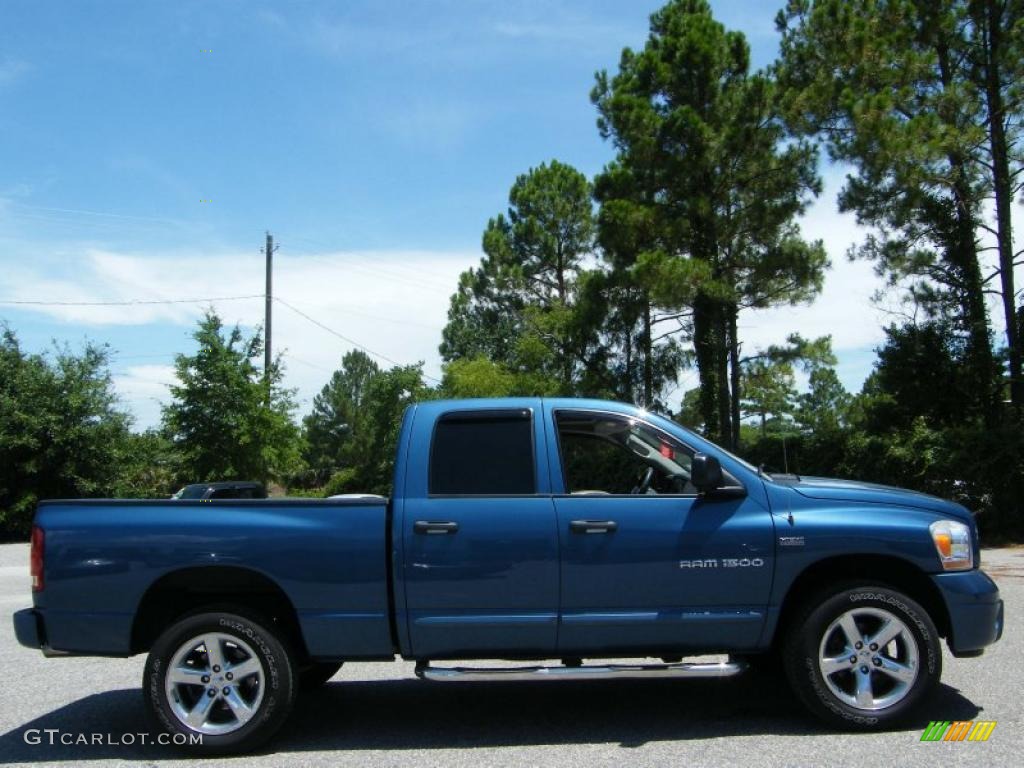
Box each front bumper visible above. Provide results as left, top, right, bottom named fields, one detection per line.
left=931, top=569, right=1004, bottom=656
left=13, top=608, right=44, bottom=650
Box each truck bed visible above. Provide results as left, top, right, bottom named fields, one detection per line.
left=31, top=498, right=395, bottom=659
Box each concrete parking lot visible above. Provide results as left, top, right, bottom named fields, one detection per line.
left=1, top=541, right=1020, bottom=767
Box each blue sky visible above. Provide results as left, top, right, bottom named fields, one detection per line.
left=1, top=1, right=1014, bottom=429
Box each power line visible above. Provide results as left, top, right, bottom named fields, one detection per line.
left=274, top=296, right=441, bottom=383
left=345, top=254, right=456, bottom=291
left=282, top=352, right=334, bottom=374
left=109, top=352, right=178, bottom=360
left=280, top=233, right=459, bottom=293
left=0, top=295, right=264, bottom=307
left=8, top=202, right=184, bottom=225
left=110, top=371, right=175, bottom=386
left=326, top=304, right=441, bottom=332
left=291, top=249, right=456, bottom=295
left=2, top=292, right=442, bottom=383
left=272, top=296, right=405, bottom=370
left=0, top=208, right=185, bottom=233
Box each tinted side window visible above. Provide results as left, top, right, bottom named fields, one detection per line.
left=561, top=433, right=650, bottom=494
left=556, top=411, right=695, bottom=495
left=430, top=411, right=535, bottom=495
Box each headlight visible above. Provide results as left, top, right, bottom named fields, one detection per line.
left=929, top=520, right=973, bottom=571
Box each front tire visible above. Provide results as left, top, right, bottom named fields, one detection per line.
left=783, top=584, right=941, bottom=729
left=144, top=611, right=297, bottom=754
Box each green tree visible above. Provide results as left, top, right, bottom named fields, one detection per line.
left=163, top=311, right=300, bottom=484
left=440, top=262, right=523, bottom=365
left=326, top=364, right=434, bottom=495
left=302, top=350, right=380, bottom=480
left=832, top=325, right=963, bottom=508
left=795, top=367, right=852, bottom=435
left=675, top=386, right=705, bottom=431
left=441, top=160, right=597, bottom=393
left=589, top=162, right=700, bottom=409
left=0, top=328, right=131, bottom=537
left=741, top=359, right=799, bottom=435
left=733, top=334, right=836, bottom=446
left=734, top=335, right=838, bottom=474
left=111, top=429, right=181, bottom=499
left=856, top=321, right=976, bottom=433
left=967, top=0, right=1024, bottom=407
left=777, top=0, right=1008, bottom=417
left=592, top=0, right=826, bottom=446
left=441, top=357, right=518, bottom=398
left=840, top=320, right=1022, bottom=532
left=1019, top=299, right=1024, bottom=377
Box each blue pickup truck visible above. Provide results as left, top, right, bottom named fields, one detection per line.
left=13, top=398, right=1003, bottom=753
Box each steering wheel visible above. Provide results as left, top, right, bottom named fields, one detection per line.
left=632, top=466, right=655, bottom=495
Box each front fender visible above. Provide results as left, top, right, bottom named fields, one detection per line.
left=758, top=484, right=950, bottom=647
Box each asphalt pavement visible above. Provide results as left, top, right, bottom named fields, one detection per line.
left=0, top=541, right=1020, bottom=767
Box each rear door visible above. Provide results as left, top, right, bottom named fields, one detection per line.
left=546, top=405, right=774, bottom=655
left=400, top=402, right=559, bottom=658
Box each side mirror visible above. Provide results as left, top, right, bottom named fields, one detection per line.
left=691, top=453, right=723, bottom=493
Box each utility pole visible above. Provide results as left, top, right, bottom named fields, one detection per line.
left=263, top=232, right=277, bottom=397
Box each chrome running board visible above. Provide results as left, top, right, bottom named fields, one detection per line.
left=415, top=660, right=746, bottom=682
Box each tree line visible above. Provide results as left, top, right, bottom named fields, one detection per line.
left=1, top=0, right=1021, bottom=540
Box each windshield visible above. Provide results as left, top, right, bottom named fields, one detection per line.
left=172, top=485, right=208, bottom=500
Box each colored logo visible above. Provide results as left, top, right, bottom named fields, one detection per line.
left=920, top=720, right=996, bottom=742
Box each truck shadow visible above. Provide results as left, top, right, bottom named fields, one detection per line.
left=0, top=675, right=983, bottom=762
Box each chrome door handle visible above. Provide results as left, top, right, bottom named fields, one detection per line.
left=414, top=520, right=459, bottom=535
left=569, top=519, right=618, bottom=534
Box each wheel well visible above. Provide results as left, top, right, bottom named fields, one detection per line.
left=131, top=566, right=307, bottom=659
left=773, top=555, right=950, bottom=646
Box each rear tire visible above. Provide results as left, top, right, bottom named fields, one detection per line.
left=783, top=584, right=941, bottom=729
left=144, top=611, right=297, bottom=755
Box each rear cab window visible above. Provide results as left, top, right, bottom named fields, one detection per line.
left=429, top=409, right=536, bottom=495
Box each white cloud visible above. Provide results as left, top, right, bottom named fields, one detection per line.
left=6, top=197, right=889, bottom=427
left=734, top=166, right=1024, bottom=398
left=6, top=247, right=475, bottom=429
left=6, top=164, right=1017, bottom=426
left=113, top=364, right=176, bottom=430
left=739, top=257, right=886, bottom=353
left=734, top=167, right=888, bottom=399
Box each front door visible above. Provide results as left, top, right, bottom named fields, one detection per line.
left=547, top=407, right=774, bottom=655
left=401, top=404, right=559, bottom=659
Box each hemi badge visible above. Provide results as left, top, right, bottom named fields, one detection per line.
left=779, top=536, right=805, bottom=547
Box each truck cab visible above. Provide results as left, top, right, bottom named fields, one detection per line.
left=395, top=399, right=773, bottom=659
